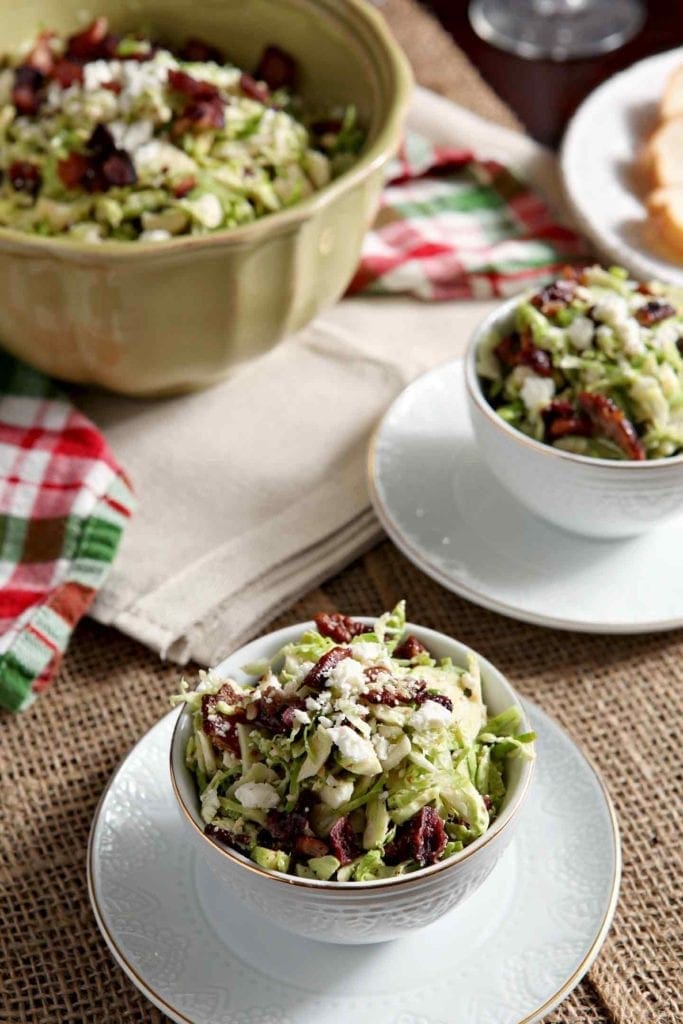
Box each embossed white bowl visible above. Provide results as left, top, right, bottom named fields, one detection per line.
left=465, top=297, right=683, bottom=539
left=170, top=619, right=534, bottom=945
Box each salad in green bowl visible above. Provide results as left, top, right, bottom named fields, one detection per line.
left=0, top=17, right=364, bottom=241
left=171, top=603, right=534, bottom=883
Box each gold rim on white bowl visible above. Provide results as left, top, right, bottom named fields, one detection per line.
left=169, top=618, right=535, bottom=891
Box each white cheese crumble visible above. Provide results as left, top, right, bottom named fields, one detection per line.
left=291, top=708, right=311, bottom=726
left=520, top=374, right=555, bottom=413
left=326, top=725, right=380, bottom=769
left=233, top=781, right=280, bottom=809
left=567, top=315, right=593, bottom=351
left=326, top=657, right=366, bottom=697
left=410, top=700, right=453, bottom=732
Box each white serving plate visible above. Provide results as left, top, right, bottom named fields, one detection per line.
left=88, top=704, right=619, bottom=1024
left=562, top=47, right=683, bottom=285
left=369, top=359, right=683, bottom=633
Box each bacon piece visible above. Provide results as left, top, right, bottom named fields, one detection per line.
left=178, top=38, right=224, bottom=64
left=635, top=300, right=677, bottom=326
left=8, top=161, right=41, bottom=197
left=201, top=682, right=247, bottom=755
left=172, top=175, right=196, bottom=198
left=414, top=690, right=453, bottom=712
left=26, top=31, right=56, bottom=76
left=239, top=72, right=270, bottom=104
left=494, top=330, right=553, bottom=378
left=385, top=806, right=447, bottom=867
left=57, top=125, right=136, bottom=193
left=393, top=635, right=428, bottom=660
left=12, top=65, right=45, bottom=115
left=256, top=686, right=306, bottom=735
left=577, top=392, right=645, bottom=460
left=530, top=279, right=576, bottom=317
left=295, top=835, right=329, bottom=859
left=52, top=57, right=84, bottom=87
left=314, top=612, right=373, bottom=645
left=254, top=45, right=297, bottom=90
left=65, top=17, right=117, bottom=62
left=302, top=646, right=352, bottom=691
left=328, top=816, right=359, bottom=866
left=542, top=400, right=593, bottom=442
left=174, top=96, right=225, bottom=133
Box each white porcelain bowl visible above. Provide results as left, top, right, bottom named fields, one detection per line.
left=465, top=297, right=683, bottom=539
left=170, top=618, right=534, bottom=945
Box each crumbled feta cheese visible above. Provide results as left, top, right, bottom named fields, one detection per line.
left=319, top=716, right=333, bottom=729
left=185, top=192, right=224, bottom=229
left=84, top=59, right=121, bottom=92
left=291, top=709, right=311, bottom=726
left=109, top=117, right=154, bottom=153
left=234, top=781, right=280, bottom=809
left=410, top=700, right=453, bottom=732
left=134, top=139, right=197, bottom=176
left=592, top=292, right=629, bottom=328
left=372, top=733, right=390, bottom=762
left=520, top=374, right=555, bottom=413
left=326, top=725, right=381, bottom=770
left=617, top=318, right=645, bottom=357
left=567, top=315, right=594, bottom=351
left=350, top=642, right=388, bottom=665
left=326, top=657, right=366, bottom=697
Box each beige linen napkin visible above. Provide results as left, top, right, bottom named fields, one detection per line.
left=81, top=87, right=572, bottom=666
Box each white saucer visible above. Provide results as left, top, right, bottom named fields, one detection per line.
left=561, top=47, right=683, bottom=286
left=368, top=360, right=683, bottom=633
left=88, top=705, right=619, bottom=1024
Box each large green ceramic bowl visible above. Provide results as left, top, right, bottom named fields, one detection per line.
left=0, top=0, right=412, bottom=395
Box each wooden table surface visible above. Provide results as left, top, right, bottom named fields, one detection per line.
left=427, top=0, right=682, bottom=147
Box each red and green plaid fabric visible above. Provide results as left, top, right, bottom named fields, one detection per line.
left=349, top=132, right=589, bottom=299
left=0, top=354, right=133, bottom=712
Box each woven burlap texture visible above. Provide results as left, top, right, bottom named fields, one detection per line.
left=1, top=3, right=681, bottom=1023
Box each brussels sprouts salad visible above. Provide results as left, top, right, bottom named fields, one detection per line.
left=478, top=265, right=683, bottom=460
left=171, top=604, right=534, bottom=883
left=0, top=19, right=364, bottom=241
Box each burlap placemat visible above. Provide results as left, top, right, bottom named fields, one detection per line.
left=1, top=4, right=680, bottom=1023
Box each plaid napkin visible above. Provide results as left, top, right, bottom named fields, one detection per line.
left=349, top=132, right=587, bottom=299
left=0, top=355, right=133, bottom=712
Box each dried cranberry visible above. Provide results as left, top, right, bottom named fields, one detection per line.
left=205, top=822, right=250, bottom=852
left=385, top=806, right=446, bottom=867
left=328, top=816, right=359, bottom=866
left=494, top=330, right=553, bottom=378
left=201, top=682, right=248, bottom=755
left=414, top=690, right=453, bottom=712
left=57, top=152, right=90, bottom=190
left=178, top=38, right=224, bottom=64
left=66, top=17, right=115, bottom=62
left=9, top=161, right=41, bottom=197
left=87, top=124, right=116, bottom=155
left=393, top=635, right=428, bottom=660
left=634, top=300, right=676, bottom=327
left=12, top=65, right=45, bottom=115
left=577, top=392, right=645, bottom=460
left=530, top=279, right=576, bottom=317
left=314, top=612, right=373, bottom=645
left=172, top=175, right=196, bottom=198
left=52, top=58, right=84, bottom=88
left=295, top=835, right=329, bottom=859
left=102, top=79, right=122, bottom=94
left=254, top=45, right=297, bottom=90
left=265, top=809, right=309, bottom=850
left=365, top=681, right=425, bottom=708
left=239, top=72, right=270, bottom=104
left=302, top=646, right=352, bottom=691
left=168, top=69, right=220, bottom=100
left=101, top=150, right=137, bottom=187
